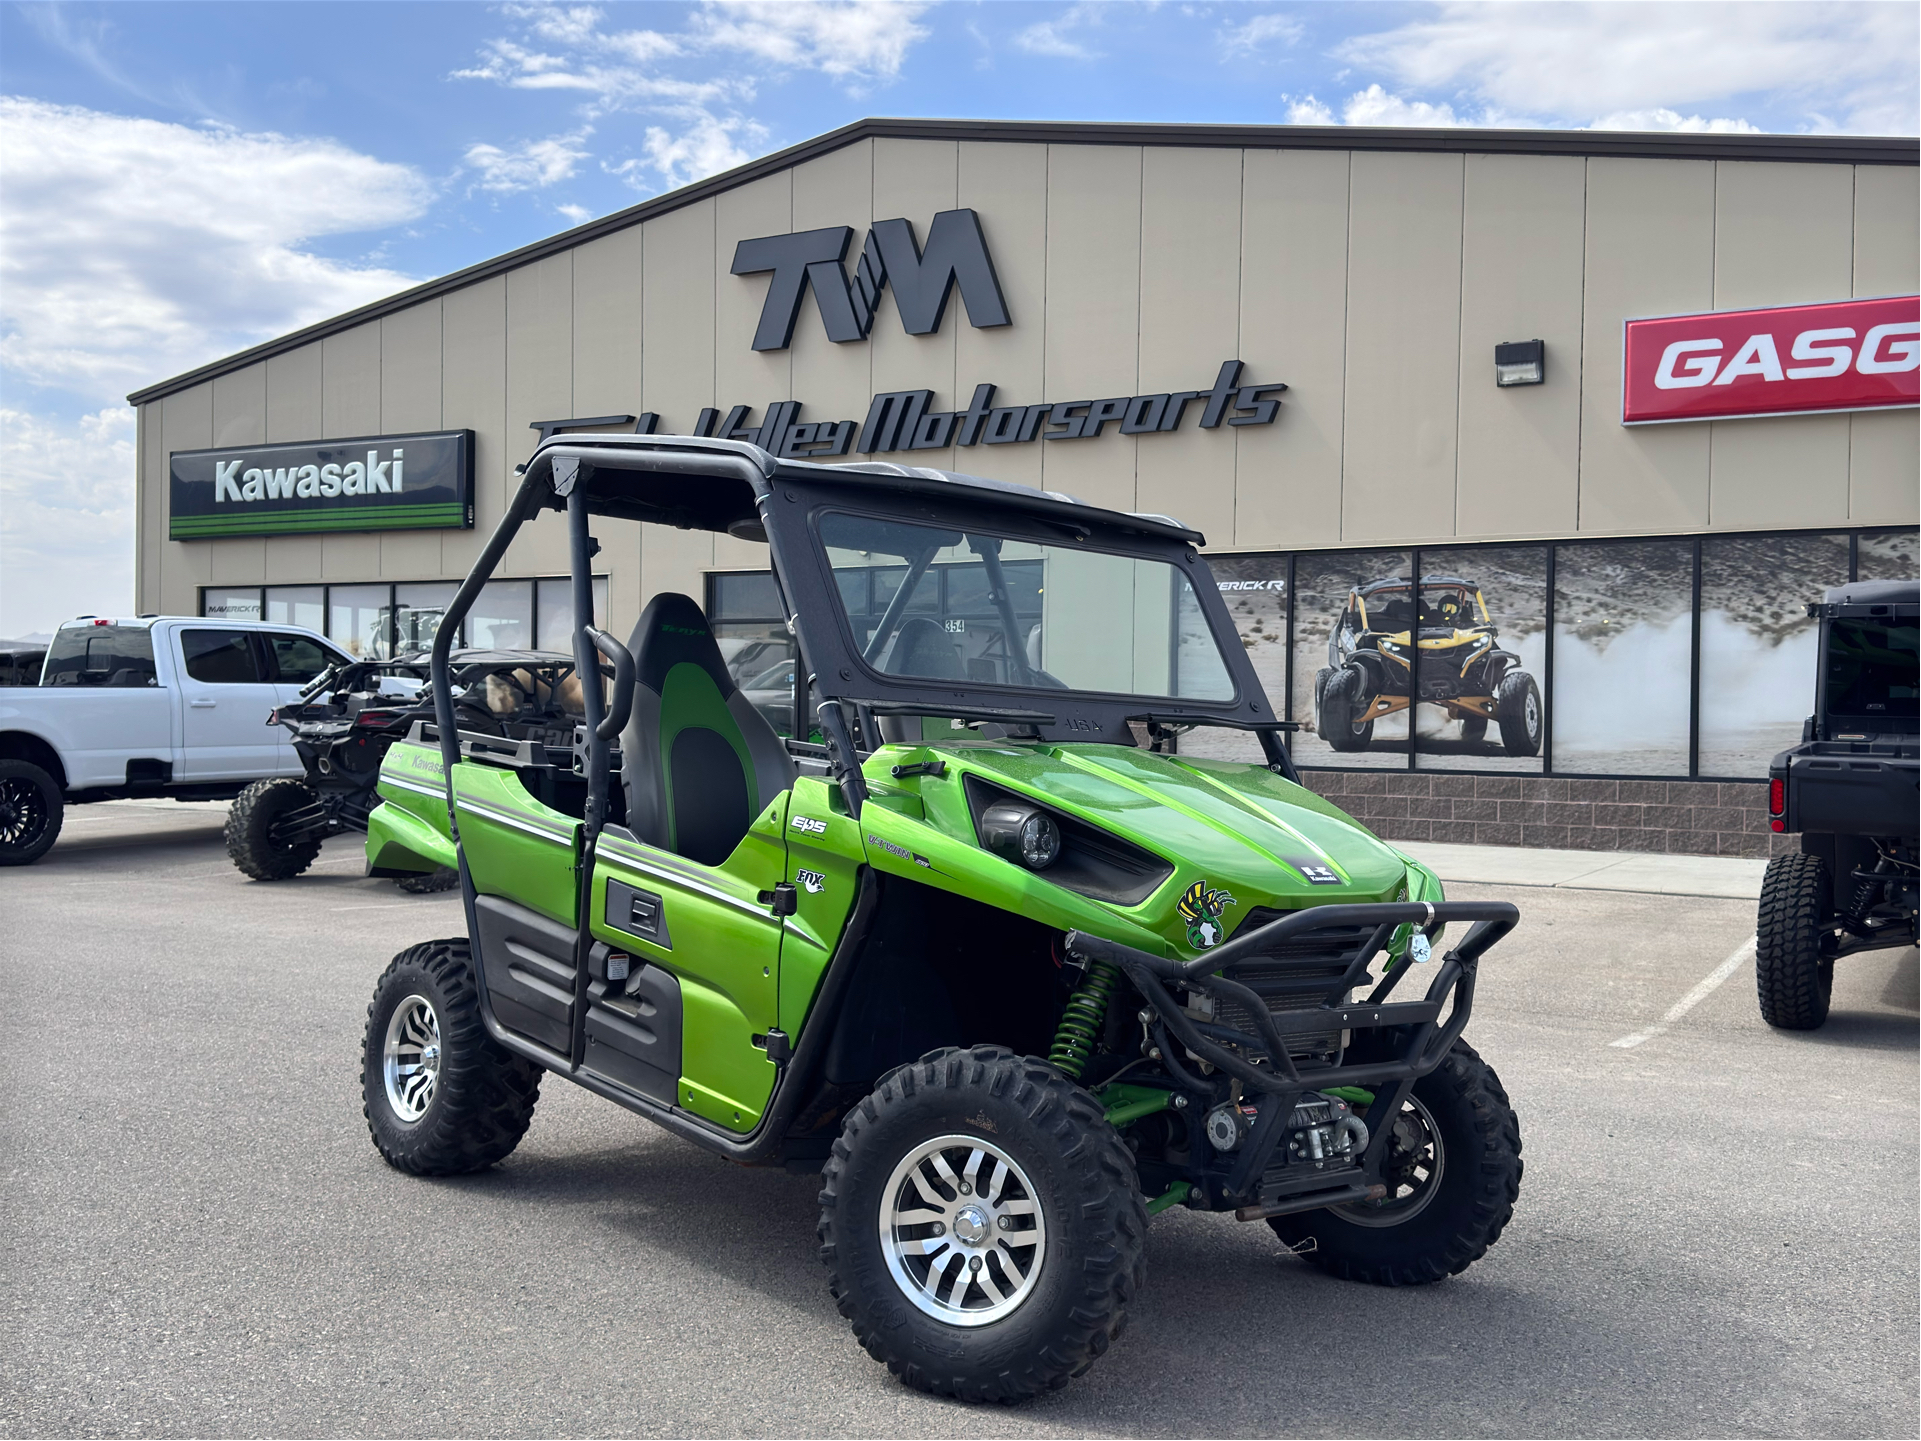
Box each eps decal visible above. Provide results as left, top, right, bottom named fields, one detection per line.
left=791, top=815, right=828, bottom=835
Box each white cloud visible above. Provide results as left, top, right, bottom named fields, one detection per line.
left=1341, top=83, right=1464, bottom=128
left=689, top=1, right=930, bottom=82
left=1285, top=94, right=1335, bottom=126
left=608, top=112, right=767, bottom=191
left=463, top=129, right=594, bottom=191
left=1015, top=3, right=1103, bottom=59
left=555, top=202, right=594, bottom=224
left=1336, top=1, right=1917, bottom=134
left=1223, top=11, right=1304, bottom=55
left=0, top=97, right=427, bottom=400
left=0, top=407, right=137, bottom=636
left=1590, top=108, right=1760, bottom=135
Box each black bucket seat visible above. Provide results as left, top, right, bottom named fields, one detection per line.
left=621, top=593, right=794, bottom=866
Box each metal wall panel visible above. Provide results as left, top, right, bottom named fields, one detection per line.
left=955, top=140, right=1048, bottom=491
left=640, top=198, right=718, bottom=605
left=1235, top=148, right=1349, bottom=550
left=1576, top=157, right=1715, bottom=533
left=1455, top=153, right=1586, bottom=539
left=1342, top=151, right=1464, bottom=544
left=870, top=138, right=959, bottom=473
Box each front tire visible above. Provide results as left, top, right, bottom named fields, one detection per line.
left=361, top=939, right=541, bottom=1174
left=819, top=1046, right=1145, bottom=1402
left=225, top=777, right=323, bottom=880
left=1269, top=1041, right=1521, bottom=1285
left=1756, top=854, right=1834, bottom=1030
left=1320, top=667, right=1374, bottom=752
left=1494, top=672, right=1543, bottom=757
left=0, top=758, right=63, bottom=866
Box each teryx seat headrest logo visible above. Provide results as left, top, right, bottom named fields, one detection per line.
left=732, top=209, right=1010, bottom=352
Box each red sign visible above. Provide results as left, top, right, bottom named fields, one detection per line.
left=1622, top=295, right=1919, bottom=425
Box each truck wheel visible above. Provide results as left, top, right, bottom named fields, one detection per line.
left=1320, top=667, right=1374, bottom=752
left=1268, top=1041, right=1521, bottom=1286
left=1494, top=672, right=1543, bottom=757
left=819, top=1046, right=1146, bottom=1403
left=361, top=938, right=541, bottom=1175
left=225, top=777, right=323, bottom=880
left=1756, top=854, right=1834, bottom=1030
left=395, top=866, right=460, bottom=894
left=0, top=758, right=63, bottom=866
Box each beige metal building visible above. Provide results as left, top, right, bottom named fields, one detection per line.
left=128, top=119, right=1920, bottom=854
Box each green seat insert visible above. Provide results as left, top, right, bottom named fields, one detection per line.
left=621, top=594, right=795, bottom=866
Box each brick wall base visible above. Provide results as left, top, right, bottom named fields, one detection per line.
left=1300, top=771, right=1798, bottom=859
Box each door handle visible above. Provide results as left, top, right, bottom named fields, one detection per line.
left=189, top=699, right=216, bottom=709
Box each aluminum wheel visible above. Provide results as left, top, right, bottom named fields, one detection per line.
left=382, top=995, right=442, bottom=1123
left=879, top=1134, right=1047, bottom=1327
left=1336, top=1094, right=1444, bottom=1227
left=0, top=775, right=50, bottom=848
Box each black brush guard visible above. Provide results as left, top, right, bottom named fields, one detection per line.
left=1065, top=899, right=1519, bottom=1214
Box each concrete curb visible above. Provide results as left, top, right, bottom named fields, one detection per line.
left=1400, top=840, right=1767, bottom=901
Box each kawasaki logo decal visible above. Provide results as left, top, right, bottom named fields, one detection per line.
left=1178, top=880, right=1237, bottom=950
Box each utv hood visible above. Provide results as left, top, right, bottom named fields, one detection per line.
left=940, top=742, right=1415, bottom=945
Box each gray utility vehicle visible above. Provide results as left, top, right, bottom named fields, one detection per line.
left=1757, top=578, right=1918, bottom=1029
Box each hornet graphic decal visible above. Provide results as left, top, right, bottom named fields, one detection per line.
left=1178, top=879, right=1237, bottom=950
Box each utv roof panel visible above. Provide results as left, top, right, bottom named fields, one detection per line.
left=520, top=433, right=1206, bottom=546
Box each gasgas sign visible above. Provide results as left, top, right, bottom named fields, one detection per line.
left=1622, top=295, right=1919, bottom=425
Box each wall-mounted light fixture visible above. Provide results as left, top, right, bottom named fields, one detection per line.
left=1495, top=339, right=1545, bottom=387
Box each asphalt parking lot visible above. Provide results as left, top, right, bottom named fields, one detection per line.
left=4, top=801, right=1916, bottom=1439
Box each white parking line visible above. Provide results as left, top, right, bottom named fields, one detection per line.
left=1610, top=936, right=1757, bottom=1049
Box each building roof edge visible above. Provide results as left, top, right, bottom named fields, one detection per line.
left=127, top=116, right=1920, bottom=407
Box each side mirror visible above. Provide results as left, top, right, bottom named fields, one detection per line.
left=585, top=627, right=634, bottom=741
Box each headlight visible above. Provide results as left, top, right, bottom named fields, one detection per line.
left=980, top=799, right=1061, bottom=870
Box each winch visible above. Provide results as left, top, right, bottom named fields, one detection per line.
left=1203, top=1091, right=1369, bottom=1171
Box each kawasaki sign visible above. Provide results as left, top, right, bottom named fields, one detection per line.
left=168, top=431, right=473, bottom=539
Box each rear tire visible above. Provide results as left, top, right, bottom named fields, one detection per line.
left=1320, top=667, right=1373, bottom=752
left=361, top=939, right=541, bottom=1174
left=819, top=1046, right=1145, bottom=1402
left=1494, top=672, right=1543, bottom=757
left=395, top=866, right=460, bottom=894
left=1269, top=1041, right=1521, bottom=1286
left=0, top=759, right=63, bottom=866
left=225, top=777, right=323, bottom=880
left=1756, top=854, right=1834, bottom=1030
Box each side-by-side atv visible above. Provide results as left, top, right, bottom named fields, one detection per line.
left=226, top=649, right=579, bottom=890
left=1316, top=576, right=1542, bottom=757
left=1757, top=578, right=1917, bottom=1029
left=356, top=437, right=1524, bottom=1402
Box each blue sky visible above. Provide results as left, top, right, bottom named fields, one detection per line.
left=2, top=0, right=1916, bottom=635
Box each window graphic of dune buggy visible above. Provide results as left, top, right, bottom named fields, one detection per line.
left=1315, top=577, right=1542, bottom=757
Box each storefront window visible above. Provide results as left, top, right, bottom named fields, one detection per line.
left=1414, top=547, right=1548, bottom=773
left=1292, top=550, right=1414, bottom=769
left=1552, top=541, right=1694, bottom=775
left=1185, top=555, right=1287, bottom=762
left=468, top=580, right=534, bottom=651
left=201, top=587, right=262, bottom=622
left=394, top=582, right=458, bottom=656
left=1858, top=529, right=1920, bottom=582
left=1697, top=533, right=1851, bottom=778
left=534, top=577, right=609, bottom=653
left=264, top=585, right=325, bottom=633
left=328, top=585, right=391, bottom=660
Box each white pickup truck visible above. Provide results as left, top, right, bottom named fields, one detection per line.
left=0, top=616, right=352, bottom=864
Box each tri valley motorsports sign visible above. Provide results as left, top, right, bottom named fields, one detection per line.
left=168, top=431, right=473, bottom=539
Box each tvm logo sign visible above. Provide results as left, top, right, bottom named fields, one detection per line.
left=732, top=209, right=1010, bottom=352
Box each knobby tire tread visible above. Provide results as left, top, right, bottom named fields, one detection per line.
left=225, top=777, right=323, bottom=880
left=361, top=939, right=541, bottom=1175
left=817, top=1045, right=1146, bottom=1403
left=1756, top=854, right=1833, bottom=1030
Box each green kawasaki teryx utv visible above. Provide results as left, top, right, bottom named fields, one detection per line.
left=357, top=435, right=1523, bottom=1402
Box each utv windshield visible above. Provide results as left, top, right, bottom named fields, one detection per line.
left=1825, top=617, right=1919, bottom=722
left=816, top=511, right=1236, bottom=704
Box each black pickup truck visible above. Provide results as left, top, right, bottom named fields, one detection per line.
left=1757, top=578, right=1918, bottom=1029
